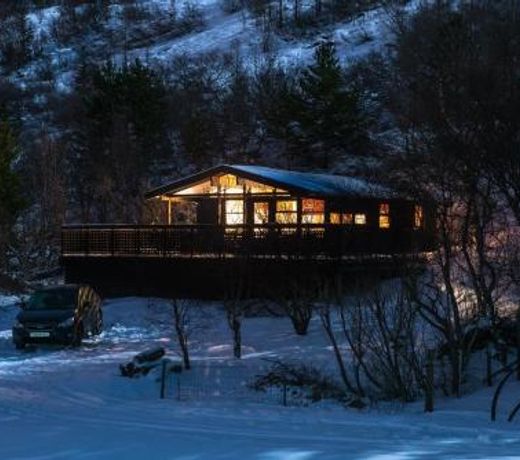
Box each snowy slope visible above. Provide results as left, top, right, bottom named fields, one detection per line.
left=129, top=1, right=404, bottom=68
left=11, top=0, right=421, bottom=97
left=0, top=297, right=519, bottom=459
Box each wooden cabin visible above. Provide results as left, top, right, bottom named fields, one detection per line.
left=144, top=164, right=434, bottom=253
left=61, top=165, right=435, bottom=297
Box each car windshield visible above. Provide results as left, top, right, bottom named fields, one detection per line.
left=26, top=289, right=77, bottom=310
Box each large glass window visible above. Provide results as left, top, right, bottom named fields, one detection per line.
left=225, top=200, right=244, bottom=224
left=379, top=203, right=390, bottom=229
left=254, top=202, right=269, bottom=224
left=301, top=199, right=325, bottom=224
left=276, top=200, right=297, bottom=224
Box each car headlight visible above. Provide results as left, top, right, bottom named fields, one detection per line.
left=58, top=317, right=75, bottom=328
left=13, top=321, right=23, bottom=328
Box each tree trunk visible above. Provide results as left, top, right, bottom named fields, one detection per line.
left=180, top=336, right=190, bottom=370
left=173, top=302, right=191, bottom=370
left=232, top=318, right=241, bottom=359
left=450, top=348, right=461, bottom=397
left=320, top=308, right=357, bottom=394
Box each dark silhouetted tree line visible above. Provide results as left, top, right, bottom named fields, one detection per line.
left=0, top=107, right=24, bottom=270
left=378, top=0, right=520, bottom=398
left=68, top=59, right=168, bottom=223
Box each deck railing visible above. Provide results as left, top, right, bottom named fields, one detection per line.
left=61, top=224, right=428, bottom=259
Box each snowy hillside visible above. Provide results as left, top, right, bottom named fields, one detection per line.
left=1, top=296, right=520, bottom=459
left=5, top=0, right=419, bottom=96
left=125, top=0, right=409, bottom=68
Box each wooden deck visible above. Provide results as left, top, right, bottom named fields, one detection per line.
left=61, top=224, right=432, bottom=259
left=61, top=224, right=433, bottom=298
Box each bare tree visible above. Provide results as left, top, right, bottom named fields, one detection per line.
left=171, top=298, right=206, bottom=370
left=225, top=298, right=246, bottom=359
left=319, top=278, right=428, bottom=402
left=346, top=286, right=427, bottom=402
left=14, top=130, right=66, bottom=273
left=379, top=1, right=520, bottom=396
left=284, top=294, right=313, bottom=336
left=224, top=261, right=251, bottom=359
left=273, top=278, right=315, bottom=335
left=319, top=300, right=359, bottom=395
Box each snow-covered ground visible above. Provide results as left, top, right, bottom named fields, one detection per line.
left=15, top=0, right=420, bottom=96
left=121, top=1, right=401, bottom=68
left=0, top=295, right=520, bottom=459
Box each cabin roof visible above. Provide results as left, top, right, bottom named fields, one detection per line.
left=145, top=164, right=398, bottom=199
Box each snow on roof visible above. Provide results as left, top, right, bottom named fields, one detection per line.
left=147, top=164, right=398, bottom=199
left=229, top=165, right=397, bottom=199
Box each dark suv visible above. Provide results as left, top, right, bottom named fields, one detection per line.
left=12, top=285, right=103, bottom=349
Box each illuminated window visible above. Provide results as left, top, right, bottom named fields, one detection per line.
left=254, top=202, right=269, bottom=224
left=225, top=200, right=244, bottom=224
left=330, top=212, right=353, bottom=225
left=414, top=205, right=424, bottom=229
left=343, top=213, right=353, bottom=225
left=245, top=180, right=287, bottom=195
left=218, top=174, right=238, bottom=188
left=174, top=180, right=212, bottom=196
left=379, top=203, right=390, bottom=229
left=330, top=213, right=341, bottom=224
left=302, top=198, right=325, bottom=224
left=276, top=200, right=297, bottom=224
left=354, top=213, right=366, bottom=225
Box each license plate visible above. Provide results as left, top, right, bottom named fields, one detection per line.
left=29, top=332, right=50, bottom=338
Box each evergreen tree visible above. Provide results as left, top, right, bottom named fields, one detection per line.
left=255, top=65, right=306, bottom=168
left=168, top=56, right=225, bottom=167
left=0, top=3, right=34, bottom=70
left=0, top=110, right=24, bottom=269
left=297, top=41, right=367, bottom=169
left=221, top=61, right=257, bottom=161
left=70, top=59, right=168, bottom=222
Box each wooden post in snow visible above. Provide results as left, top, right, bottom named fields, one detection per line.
left=160, top=359, right=167, bottom=399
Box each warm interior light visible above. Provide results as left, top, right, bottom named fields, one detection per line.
left=342, top=213, right=353, bottom=225
left=379, top=215, right=390, bottom=228
left=219, top=174, right=238, bottom=188
left=276, top=200, right=297, bottom=224
left=174, top=180, right=213, bottom=196
left=379, top=203, right=390, bottom=229
left=414, top=205, right=424, bottom=229
left=330, top=212, right=354, bottom=225
left=254, top=202, right=269, bottom=224
left=302, top=199, right=325, bottom=224
left=330, top=213, right=341, bottom=224
left=354, top=213, right=366, bottom=225
left=225, top=199, right=244, bottom=224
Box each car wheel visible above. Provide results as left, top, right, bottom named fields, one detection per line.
left=72, top=323, right=84, bottom=347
